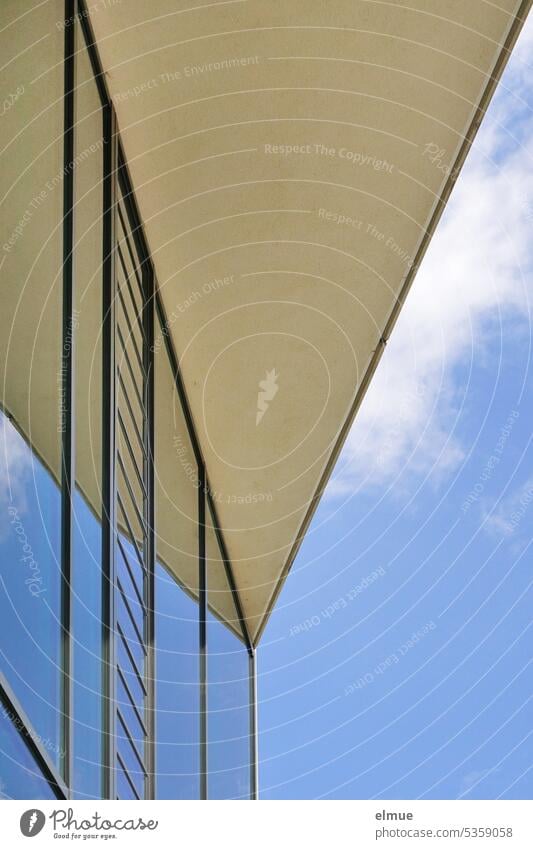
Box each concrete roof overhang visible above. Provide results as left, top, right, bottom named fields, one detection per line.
left=86, top=0, right=530, bottom=644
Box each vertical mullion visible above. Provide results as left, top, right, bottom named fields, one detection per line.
left=101, top=100, right=117, bottom=800
left=249, top=649, right=259, bottom=800
left=143, top=258, right=156, bottom=799
left=199, top=465, right=208, bottom=799
left=60, top=0, right=76, bottom=795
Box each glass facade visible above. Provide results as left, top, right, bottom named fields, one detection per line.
left=72, top=12, right=105, bottom=799
left=0, top=0, right=257, bottom=801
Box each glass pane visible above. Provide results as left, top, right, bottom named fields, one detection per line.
left=117, top=712, right=145, bottom=798
left=117, top=762, right=137, bottom=800
left=155, top=323, right=200, bottom=799
left=71, top=19, right=104, bottom=800
left=117, top=584, right=145, bottom=672
left=207, top=516, right=251, bottom=800
left=155, top=564, right=200, bottom=800
left=0, top=415, right=62, bottom=770
left=117, top=635, right=145, bottom=709
left=0, top=701, right=57, bottom=800
left=114, top=176, right=149, bottom=799
left=72, top=493, right=103, bottom=798
left=117, top=674, right=145, bottom=748
left=0, top=1, right=64, bottom=772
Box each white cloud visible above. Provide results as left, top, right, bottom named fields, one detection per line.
left=483, top=475, right=533, bottom=539
left=0, top=413, right=32, bottom=538
left=328, top=18, right=533, bottom=498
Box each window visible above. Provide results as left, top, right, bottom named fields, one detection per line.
left=71, top=15, right=105, bottom=799
left=156, top=563, right=200, bottom=799
left=207, top=513, right=252, bottom=799
left=154, top=320, right=201, bottom=799
left=113, top=165, right=155, bottom=800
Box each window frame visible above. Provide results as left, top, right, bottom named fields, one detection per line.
left=0, top=0, right=258, bottom=802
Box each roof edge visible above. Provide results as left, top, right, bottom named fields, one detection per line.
left=252, top=0, right=532, bottom=646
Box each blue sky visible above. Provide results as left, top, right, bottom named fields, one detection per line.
left=259, top=17, right=533, bottom=799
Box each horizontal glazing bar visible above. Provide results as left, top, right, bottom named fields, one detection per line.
left=116, top=325, right=145, bottom=416
left=117, top=536, right=145, bottom=605
left=116, top=201, right=144, bottom=304
left=116, top=243, right=146, bottom=343
left=117, top=666, right=148, bottom=738
left=117, top=577, right=147, bottom=656
left=116, top=643, right=145, bottom=714
left=117, top=410, right=148, bottom=500
left=117, top=440, right=144, bottom=516
left=116, top=284, right=146, bottom=380
left=117, top=622, right=147, bottom=698
left=117, top=373, right=148, bottom=462
left=117, top=452, right=147, bottom=538
left=116, top=753, right=141, bottom=800
left=117, top=494, right=145, bottom=571
left=117, top=540, right=144, bottom=609
left=117, top=709, right=147, bottom=777
left=118, top=599, right=145, bottom=674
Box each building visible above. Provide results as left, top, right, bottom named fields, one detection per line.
left=0, top=0, right=529, bottom=800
